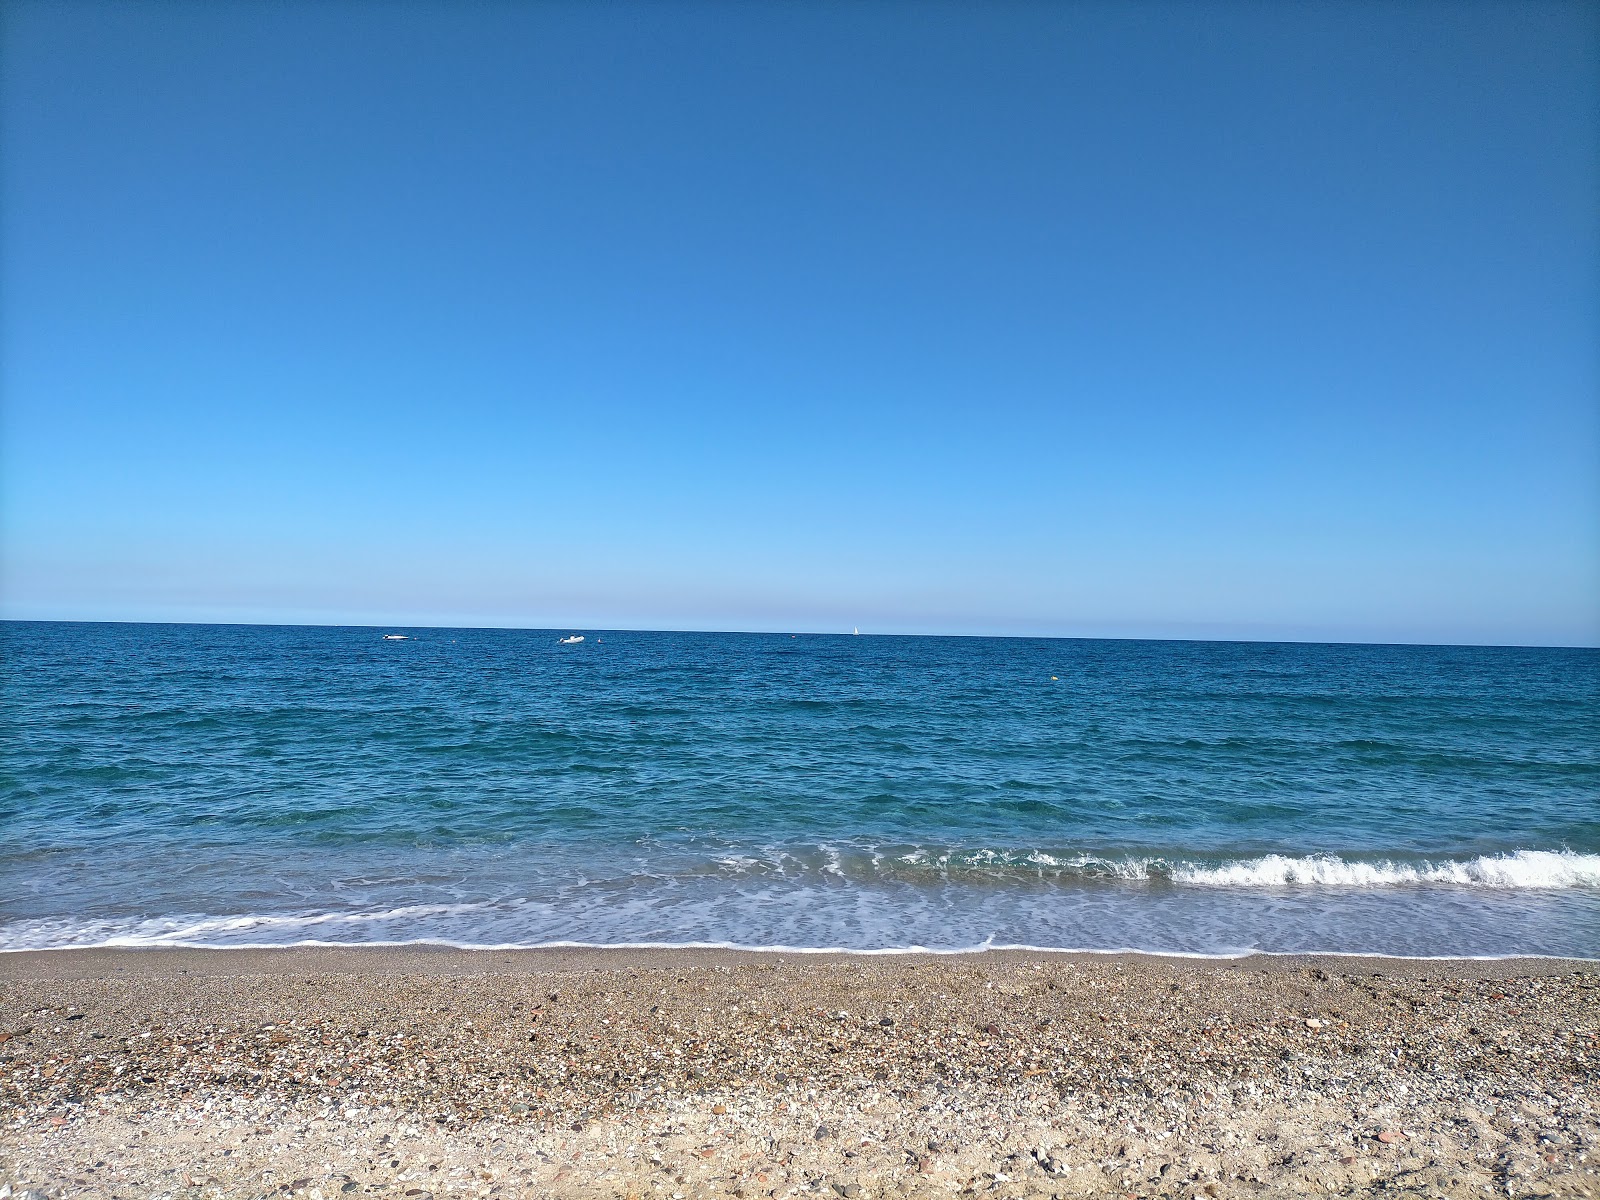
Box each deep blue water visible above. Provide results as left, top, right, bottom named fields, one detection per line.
left=3, top=621, right=1597, bottom=957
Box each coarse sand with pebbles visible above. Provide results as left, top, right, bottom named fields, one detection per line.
left=2, top=947, right=1597, bottom=1199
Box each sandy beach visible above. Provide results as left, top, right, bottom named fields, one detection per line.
left=1, top=947, right=1595, bottom=1199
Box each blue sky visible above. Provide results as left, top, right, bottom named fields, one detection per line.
left=3, top=1, right=1596, bottom=645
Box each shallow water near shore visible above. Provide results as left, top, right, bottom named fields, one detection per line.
left=3, top=621, right=1597, bottom=957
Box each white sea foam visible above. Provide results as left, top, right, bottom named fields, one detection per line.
left=2, top=928, right=1592, bottom=963
left=1171, top=850, right=1600, bottom=888
left=4, top=851, right=1597, bottom=956
left=0, top=902, right=515, bottom=952
left=785, top=846, right=1600, bottom=888
left=886, top=848, right=1155, bottom=879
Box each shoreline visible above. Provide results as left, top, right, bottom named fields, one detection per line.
left=4, top=945, right=1596, bottom=1197
left=3, top=942, right=1598, bottom=979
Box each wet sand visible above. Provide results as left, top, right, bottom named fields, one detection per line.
left=2, top=946, right=1596, bottom=1198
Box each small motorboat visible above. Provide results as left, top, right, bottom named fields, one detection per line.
left=559, top=635, right=585, bottom=644
left=382, top=634, right=410, bottom=641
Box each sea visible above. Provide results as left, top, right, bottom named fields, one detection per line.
left=3, top=621, right=1597, bottom=959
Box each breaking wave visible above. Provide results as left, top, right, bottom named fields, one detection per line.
left=704, top=846, right=1600, bottom=889
left=3, top=850, right=1597, bottom=957
left=1170, top=850, right=1600, bottom=888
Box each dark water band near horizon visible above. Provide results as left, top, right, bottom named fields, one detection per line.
left=2, top=621, right=1597, bottom=959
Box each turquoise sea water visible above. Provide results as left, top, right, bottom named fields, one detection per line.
left=3, top=621, right=1597, bottom=957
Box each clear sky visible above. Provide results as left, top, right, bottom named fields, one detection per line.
left=3, top=1, right=1597, bottom=645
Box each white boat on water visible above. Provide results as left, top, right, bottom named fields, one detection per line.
left=382, top=634, right=410, bottom=640
left=559, top=635, right=585, bottom=644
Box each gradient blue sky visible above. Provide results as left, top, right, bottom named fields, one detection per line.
left=3, top=1, right=1597, bottom=644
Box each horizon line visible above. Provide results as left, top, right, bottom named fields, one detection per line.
left=2, top=615, right=1595, bottom=652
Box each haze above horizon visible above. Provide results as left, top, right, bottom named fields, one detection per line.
left=3, top=1, right=1597, bottom=646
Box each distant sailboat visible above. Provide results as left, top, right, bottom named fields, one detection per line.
left=853, top=627, right=860, bottom=635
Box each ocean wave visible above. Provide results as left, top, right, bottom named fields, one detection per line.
left=1170, top=850, right=1600, bottom=888
left=888, top=848, right=1155, bottom=880
left=3, top=852, right=1596, bottom=956
left=704, top=845, right=1600, bottom=889
left=1, top=929, right=1592, bottom=963
left=0, top=901, right=517, bottom=951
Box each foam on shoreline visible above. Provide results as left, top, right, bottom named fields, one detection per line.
left=6, top=848, right=1598, bottom=957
